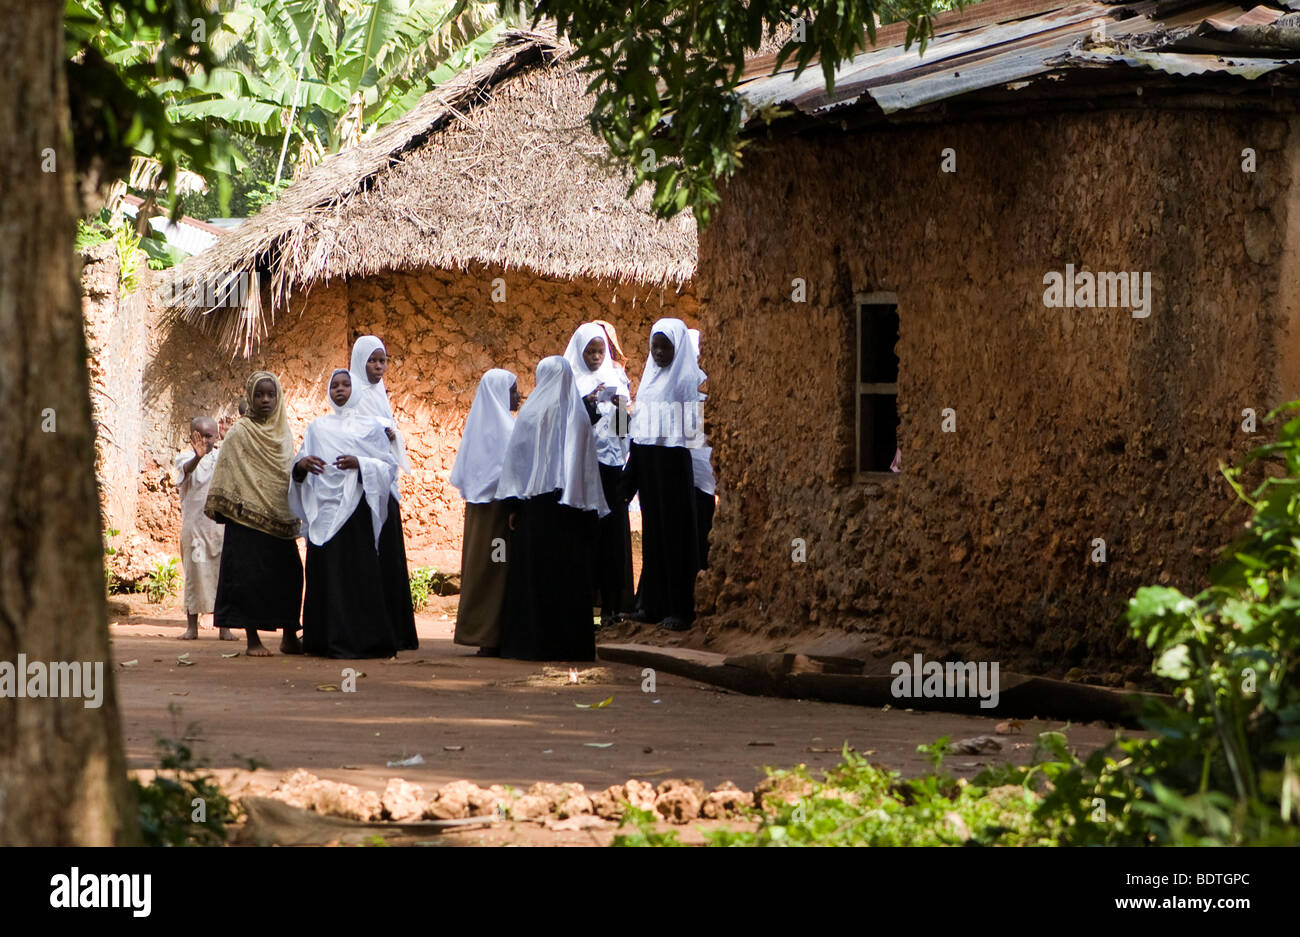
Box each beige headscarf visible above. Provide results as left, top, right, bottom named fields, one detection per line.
left=204, top=371, right=300, bottom=539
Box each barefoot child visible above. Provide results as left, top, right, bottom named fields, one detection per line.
left=347, top=336, right=418, bottom=651
left=204, top=371, right=304, bottom=656
left=290, top=369, right=401, bottom=658
left=175, top=416, right=233, bottom=640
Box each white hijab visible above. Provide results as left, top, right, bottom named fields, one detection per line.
left=449, top=368, right=516, bottom=504
left=563, top=322, right=631, bottom=398
left=629, top=317, right=705, bottom=448
left=688, top=329, right=716, bottom=494
left=348, top=335, right=413, bottom=477
left=288, top=369, right=398, bottom=548
left=496, top=356, right=609, bottom=516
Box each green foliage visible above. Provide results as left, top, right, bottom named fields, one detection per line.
left=409, top=565, right=456, bottom=610
left=66, top=0, right=236, bottom=217
left=145, top=556, right=181, bottom=604
left=103, top=526, right=121, bottom=597
left=132, top=710, right=237, bottom=846
left=527, top=0, right=953, bottom=224
left=174, top=0, right=512, bottom=184
left=612, top=743, right=1047, bottom=847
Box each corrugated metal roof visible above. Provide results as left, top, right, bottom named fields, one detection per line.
left=737, top=0, right=1300, bottom=120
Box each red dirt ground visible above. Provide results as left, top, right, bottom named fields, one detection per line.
left=111, top=593, right=1122, bottom=845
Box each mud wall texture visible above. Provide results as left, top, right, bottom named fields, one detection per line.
left=83, top=243, right=148, bottom=539
left=139, top=263, right=696, bottom=560
left=694, top=109, right=1295, bottom=675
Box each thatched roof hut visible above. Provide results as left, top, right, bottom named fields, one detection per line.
left=142, top=26, right=700, bottom=559
left=168, top=26, right=697, bottom=355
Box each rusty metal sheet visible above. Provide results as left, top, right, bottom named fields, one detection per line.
left=1070, top=47, right=1300, bottom=74
left=736, top=0, right=1300, bottom=118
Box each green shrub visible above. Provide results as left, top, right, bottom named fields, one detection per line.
left=409, top=566, right=456, bottom=611
left=132, top=712, right=237, bottom=846
left=145, top=556, right=180, bottom=604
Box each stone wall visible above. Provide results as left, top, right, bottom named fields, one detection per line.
left=140, top=262, right=697, bottom=563
left=694, top=108, right=1296, bottom=675
left=83, top=242, right=148, bottom=539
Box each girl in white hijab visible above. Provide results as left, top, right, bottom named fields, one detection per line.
left=290, top=369, right=403, bottom=658
left=498, top=357, right=607, bottom=661
left=450, top=369, right=520, bottom=655
left=564, top=322, right=634, bottom=625
left=623, top=318, right=705, bottom=631
left=346, top=335, right=418, bottom=651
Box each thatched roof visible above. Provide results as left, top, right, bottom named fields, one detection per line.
left=168, top=27, right=697, bottom=354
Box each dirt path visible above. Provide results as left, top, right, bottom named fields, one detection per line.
left=111, top=594, right=1122, bottom=844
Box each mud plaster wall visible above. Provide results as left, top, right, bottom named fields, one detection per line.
left=83, top=243, right=148, bottom=539
left=694, top=109, right=1295, bottom=675
left=139, top=263, right=696, bottom=561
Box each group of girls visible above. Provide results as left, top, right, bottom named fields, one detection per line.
left=202, top=337, right=418, bottom=659
left=450, top=317, right=713, bottom=662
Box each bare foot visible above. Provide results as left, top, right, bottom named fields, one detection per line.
left=178, top=628, right=198, bottom=640
left=280, top=631, right=303, bottom=655
left=218, top=628, right=238, bottom=641
left=246, top=629, right=273, bottom=657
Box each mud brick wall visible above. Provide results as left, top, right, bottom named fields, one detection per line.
left=694, top=109, right=1298, bottom=675
left=83, top=243, right=148, bottom=539
left=139, top=264, right=696, bottom=560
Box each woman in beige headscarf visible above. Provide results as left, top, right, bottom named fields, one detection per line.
left=205, top=371, right=304, bottom=656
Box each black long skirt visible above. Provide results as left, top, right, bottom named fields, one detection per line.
left=695, top=487, right=715, bottom=572
left=625, top=443, right=699, bottom=623
left=378, top=495, right=418, bottom=650
left=213, top=518, right=303, bottom=632
left=499, top=490, right=598, bottom=661
left=302, top=500, right=398, bottom=659
left=595, top=462, right=632, bottom=618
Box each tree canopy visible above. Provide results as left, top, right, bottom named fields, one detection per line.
left=525, top=0, right=957, bottom=225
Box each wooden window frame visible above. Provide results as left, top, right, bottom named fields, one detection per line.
left=855, top=291, right=900, bottom=483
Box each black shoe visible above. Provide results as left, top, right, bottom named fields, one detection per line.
left=659, top=617, right=689, bottom=632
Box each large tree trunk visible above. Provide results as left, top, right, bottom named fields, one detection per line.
left=0, top=4, right=134, bottom=844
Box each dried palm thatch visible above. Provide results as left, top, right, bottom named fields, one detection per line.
left=165, top=26, right=698, bottom=357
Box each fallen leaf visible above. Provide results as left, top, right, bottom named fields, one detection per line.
left=170, top=691, right=189, bottom=696
left=316, top=684, right=340, bottom=692
left=119, top=659, right=139, bottom=668
left=642, top=746, right=654, bottom=754
left=996, top=719, right=1025, bottom=734
left=747, top=741, right=775, bottom=747
left=881, top=704, right=892, bottom=711
left=341, top=764, right=362, bottom=770
left=443, top=745, right=464, bottom=752
left=177, top=657, right=196, bottom=666
left=221, top=651, right=240, bottom=659
left=575, top=695, right=614, bottom=710
left=584, top=742, right=614, bottom=748
left=807, top=746, right=855, bottom=754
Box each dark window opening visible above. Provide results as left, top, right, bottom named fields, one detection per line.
left=856, top=293, right=900, bottom=474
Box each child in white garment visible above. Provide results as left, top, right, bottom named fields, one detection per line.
left=175, top=416, right=233, bottom=640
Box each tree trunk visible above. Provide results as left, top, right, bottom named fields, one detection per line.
left=0, top=4, right=134, bottom=844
